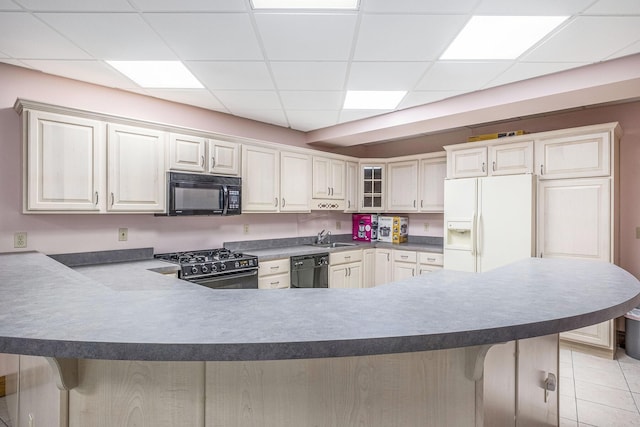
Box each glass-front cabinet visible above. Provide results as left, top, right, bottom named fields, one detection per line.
left=360, top=163, right=385, bottom=212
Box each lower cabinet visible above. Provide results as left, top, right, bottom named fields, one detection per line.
left=363, top=248, right=392, bottom=287
left=392, top=250, right=417, bottom=281
left=258, top=258, right=290, bottom=289
left=418, top=252, right=444, bottom=275
left=329, top=250, right=362, bottom=289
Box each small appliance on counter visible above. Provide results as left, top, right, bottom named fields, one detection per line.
left=352, top=214, right=378, bottom=242
left=377, top=216, right=408, bottom=243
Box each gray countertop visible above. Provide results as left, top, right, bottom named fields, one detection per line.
left=1, top=252, right=639, bottom=362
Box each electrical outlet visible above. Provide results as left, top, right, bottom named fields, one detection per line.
left=14, top=232, right=27, bottom=248
left=243, top=224, right=249, bottom=234
left=118, top=228, right=128, bottom=241
left=423, top=223, right=429, bottom=232
left=336, top=221, right=341, bottom=230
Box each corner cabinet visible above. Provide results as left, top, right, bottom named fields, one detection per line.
left=24, top=110, right=104, bottom=212
left=360, top=163, right=385, bottom=212
left=107, top=124, right=166, bottom=212
left=242, top=145, right=310, bottom=213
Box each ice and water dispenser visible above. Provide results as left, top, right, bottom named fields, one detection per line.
left=446, top=219, right=473, bottom=250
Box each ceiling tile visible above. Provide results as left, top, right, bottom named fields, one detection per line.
left=0, top=12, right=91, bottom=59
left=187, top=61, right=275, bottom=90
left=144, top=88, right=227, bottom=111
left=145, top=13, right=263, bottom=60
left=474, top=0, right=594, bottom=15
left=339, top=109, right=389, bottom=124
left=523, top=16, right=640, bottom=62
left=399, top=90, right=464, bottom=109
left=362, top=0, right=477, bottom=14
left=234, top=109, right=289, bottom=128
left=20, top=59, right=140, bottom=87
left=347, top=62, right=430, bottom=90
left=131, top=0, right=247, bottom=12
left=254, top=13, right=358, bottom=60
left=0, top=1, right=21, bottom=10
left=279, top=91, right=343, bottom=110
left=0, top=58, right=31, bottom=66
left=270, top=61, right=348, bottom=90
left=285, top=110, right=340, bottom=131
left=14, top=0, right=135, bottom=11
left=607, top=41, right=640, bottom=60
left=416, top=62, right=512, bottom=91
left=354, top=14, right=468, bottom=61
left=37, top=13, right=176, bottom=59
left=585, top=0, right=640, bottom=14
left=486, top=62, right=588, bottom=88
left=213, top=90, right=282, bottom=110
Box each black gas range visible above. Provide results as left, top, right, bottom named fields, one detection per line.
left=155, top=248, right=259, bottom=289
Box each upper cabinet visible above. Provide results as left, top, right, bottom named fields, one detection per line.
left=24, top=110, right=104, bottom=212
left=386, top=153, right=446, bottom=213
left=242, top=145, right=310, bottom=213
left=345, top=161, right=359, bottom=213
left=535, top=131, right=610, bottom=179
left=448, top=146, right=488, bottom=178
left=107, top=124, right=166, bottom=213
left=387, top=160, right=419, bottom=212
left=169, top=134, right=240, bottom=176
left=312, top=156, right=345, bottom=199
left=419, top=155, right=446, bottom=212
left=490, top=141, right=533, bottom=175
left=360, top=163, right=385, bottom=212
left=447, top=141, right=533, bottom=179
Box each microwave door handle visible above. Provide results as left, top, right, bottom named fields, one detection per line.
left=222, top=185, right=229, bottom=215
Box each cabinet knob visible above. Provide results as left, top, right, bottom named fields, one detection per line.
left=111, top=192, right=114, bottom=206
left=201, top=155, right=205, bottom=167
left=274, top=197, right=278, bottom=207
left=540, top=164, right=544, bottom=175
left=482, top=162, right=486, bottom=173
left=492, top=161, right=496, bottom=172
left=282, top=198, right=286, bottom=208
left=211, top=156, right=216, bottom=168
left=94, top=191, right=99, bottom=205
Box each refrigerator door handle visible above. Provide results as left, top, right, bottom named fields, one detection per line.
left=476, top=211, right=482, bottom=256
left=470, top=212, right=477, bottom=256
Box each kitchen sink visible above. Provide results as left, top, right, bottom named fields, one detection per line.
left=307, top=242, right=358, bottom=248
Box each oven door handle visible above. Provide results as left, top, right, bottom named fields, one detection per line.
left=222, top=185, right=229, bottom=215
left=200, top=269, right=258, bottom=282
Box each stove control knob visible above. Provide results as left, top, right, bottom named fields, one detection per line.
left=220, top=263, right=227, bottom=271
left=201, top=265, right=209, bottom=273
left=211, top=264, right=218, bottom=272
left=191, top=266, right=198, bottom=274
left=235, top=261, right=240, bottom=268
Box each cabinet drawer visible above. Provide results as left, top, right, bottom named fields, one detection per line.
left=258, top=273, right=290, bottom=289
left=393, top=250, right=417, bottom=263
left=258, top=258, right=290, bottom=277
left=330, top=249, right=362, bottom=265
left=418, top=252, right=443, bottom=266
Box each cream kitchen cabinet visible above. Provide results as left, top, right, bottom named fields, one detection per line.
left=392, top=249, right=417, bottom=281
left=345, top=161, right=359, bottom=212
left=536, top=130, right=612, bottom=179
left=329, top=249, right=362, bottom=289
left=169, top=135, right=239, bottom=176
left=23, top=110, right=104, bottom=212
left=362, top=248, right=392, bottom=287
left=168, top=132, right=207, bottom=173
left=387, top=160, right=418, bottom=212
left=447, top=141, right=533, bottom=179
left=419, top=154, right=446, bottom=212
left=258, top=258, right=290, bottom=289
left=418, top=252, right=444, bottom=274
left=209, top=139, right=240, bottom=176
left=489, top=140, right=533, bottom=175
left=447, top=146, right=487, bottom=178
left=107, top=124, right=167, bottom=213
left=312, top=156, right=345, bottom=199
left=242, top=145, right=310, bottom=213
left=360, top=163, right=385, bottom=212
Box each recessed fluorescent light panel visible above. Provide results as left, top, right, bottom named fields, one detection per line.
left=107, top=61, right=203, bottom=88
left=251, top=0, right=358, bottom=9
left=441, top=16, right=568, bottom=60
left=343, top=91, right=407, bottom=110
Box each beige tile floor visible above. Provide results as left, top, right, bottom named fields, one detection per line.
left=561, top=346, right=640, bottom=426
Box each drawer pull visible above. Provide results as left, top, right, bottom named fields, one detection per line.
left=270, top=281, right=280, bottom=285
left=427, top=257, right=436, bottom=262
left=270, top=266, right=280, bottom=270
left=344, top=256, right=351, bottom=260
left=401, top=255, right=408, bottom=259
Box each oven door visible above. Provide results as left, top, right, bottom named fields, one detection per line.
left=189, top=269, right=258, bottom=289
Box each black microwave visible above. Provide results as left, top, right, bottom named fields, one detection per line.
left=162, top=172, right=241, bottom=216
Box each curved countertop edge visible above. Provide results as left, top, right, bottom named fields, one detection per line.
left=0, top=253, right=639, bottom=362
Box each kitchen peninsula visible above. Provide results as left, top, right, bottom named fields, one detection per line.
left=1, top=252, right=639, bottom=427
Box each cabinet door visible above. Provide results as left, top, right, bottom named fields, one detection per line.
left=392, top=262, right=416, bottom=281
left=360, top=164, right=385, bottom=212
left=489, top=141, right=533, bottom=176
left=419, top=156, right=446, bottom=212
left=26, top=110, right=103, bottom=211
left=362, top=249, right=375, bottom=288
left=242, top=145, right=279, bottom=212
left=345, top=161, right=359, bottom=212
left=107, top=124, right=166, bottom=212
left=387, top=160, right=418, bottom=212
left=537, top=178, right=610, bottom=261
left=209, top=139, right=240, bottom=176
left=374, top=249, right=392, bottom=286
left=419, top=265, right=442, bottom=274
left=280, top=151, right=311, bottom=212
left=561, top=321, right=613, bottom=349
left=312, top=157, right=345, bottom=199
left=346, top=262, right=362, bottom=288
left=536, top=131, right=610, bottom=179
left=448, top=146, right=488, bottom=178
left=329, top=159, right=345, bottom=199
left=168, top=133, right=206, bottom=173
left=329, top=265, right=347, bottom=288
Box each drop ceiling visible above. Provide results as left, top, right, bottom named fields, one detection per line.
left=1, top=0, right=639, bottom=138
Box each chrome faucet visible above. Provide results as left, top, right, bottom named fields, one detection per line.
left=316, top=229, right=331, bottom=245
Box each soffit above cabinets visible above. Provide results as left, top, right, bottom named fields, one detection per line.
left=0, top=0, right=639, bottom=141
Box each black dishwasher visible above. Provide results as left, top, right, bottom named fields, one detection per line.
left=290, top=253, right=329, bottom=288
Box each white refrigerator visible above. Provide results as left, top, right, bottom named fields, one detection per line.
left=444, top=174, right=535, bottom=272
